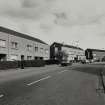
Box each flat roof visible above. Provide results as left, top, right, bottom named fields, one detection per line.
left=0, top=26, right=48, bottom=45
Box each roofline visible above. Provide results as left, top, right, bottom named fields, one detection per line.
left=86, top=48, right=105, bottom=52
left=51, top=42, right=63, bottom=46
left=51, top=42, right=83, bottom=50
left=0, top=26, right=48, bottom=45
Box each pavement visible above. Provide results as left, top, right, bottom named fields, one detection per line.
left=0, top=63, right=105, bottom=105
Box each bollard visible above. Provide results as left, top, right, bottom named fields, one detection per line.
left=21, top=60, right=24, bottom=69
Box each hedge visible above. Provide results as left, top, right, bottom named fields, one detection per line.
left=23, top=60, right=45, bottom=67
left=0, top=59, right=61, bottom=70
left=0, top=61, right=19, bottom=70
left=0, top=60, right=45, bottom=70
left=45, top=59, right=60, bottom=65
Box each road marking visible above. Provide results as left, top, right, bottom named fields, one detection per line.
left=0, top=94, right=4, bottom=98
left=58, top=70, right=68, bottom=74
left=27, top=76, right=51, bottom=86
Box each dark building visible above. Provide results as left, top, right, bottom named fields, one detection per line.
left=85, top=49, right=105, bottom=61
left=50, top=42, right=85, bottom=61
left=50, top=42, right=62, bottom=60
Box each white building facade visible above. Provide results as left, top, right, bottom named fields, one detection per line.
left=62, top=45, right=85, bottom=61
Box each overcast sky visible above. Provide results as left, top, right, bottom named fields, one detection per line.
left=0, top=0, right=105, bottom=49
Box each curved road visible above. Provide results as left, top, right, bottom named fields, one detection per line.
left=0, top=63, right=105, bottom=105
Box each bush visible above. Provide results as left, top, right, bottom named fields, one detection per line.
left=45, top=60, right=60, bottom=65
left=23, top=60, right=45, bottom=67
left=0, top=60, right=45, bottom=70
left=0, top=61, right=19, bottom=70
left=102, top=56, right=105, bottom=62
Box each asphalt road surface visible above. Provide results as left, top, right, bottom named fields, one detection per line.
left=0, top=63, right=105, bottom=105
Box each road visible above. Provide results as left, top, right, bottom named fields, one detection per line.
left=0, top=63, right=105, bottom=105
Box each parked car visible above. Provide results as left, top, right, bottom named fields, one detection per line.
left=81, top=60, right=86, bottom=64
left=86, top=60, right=90, bottom=63
left=61, top=60, right=72, bottom=66
left=81, top=60, right=90, bottom=64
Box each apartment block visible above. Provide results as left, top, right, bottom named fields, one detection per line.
left=0, top=26, right=50, bottom=61
left=50, top=42, right=85, bottom=61
left=85, top=49, right=105, bottom=61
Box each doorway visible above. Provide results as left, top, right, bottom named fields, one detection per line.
left=0, top=54, right=7, bottom=61
left=21, top=55, right=24, bottom=61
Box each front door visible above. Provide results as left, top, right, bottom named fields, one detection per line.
left=21, top=55, right=24, bottom=61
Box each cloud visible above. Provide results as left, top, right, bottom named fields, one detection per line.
left=53, top=12, right=69, bottom=26
left=50, top=0, right=105, bottom=27
left=1, top=0, right=56, bottom=20
left=1, top=0, right=105, bottom=26
left=22, top=0, right=38, bottom=8
left=0, top=0, right=105, bottom=49
left=22, top=0, right=55, bottom=8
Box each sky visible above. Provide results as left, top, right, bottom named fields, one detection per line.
left=0, top=0, right=105, bottom=49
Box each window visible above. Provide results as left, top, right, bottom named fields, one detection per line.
left=10, top=54, right=18, bottom=61
left=93, top=54, right=96, bottom=56
left=0, top=39, right=6, bottom=47
left=27, top=56, right=32, bottom=60
left=34, top=56, right=38, bottom=60
left=45, top=49, right=49, bottom=54
left=11, top=42, right=18, bottom=49
left=0, top=54, right=7, bottom=61
left=55, top=47, right=58, bottom=53
left=40, top=48, right=43, bottom=53
left=40, top=57, right=43, bottom=60
left=35, top=46, right=38, bottom=52
left=27, top=44, right=32, bottom=51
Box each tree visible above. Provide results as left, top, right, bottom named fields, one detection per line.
left=55, top=50, right=69, bottom=63
left=102, top=56, right=105, bottom=62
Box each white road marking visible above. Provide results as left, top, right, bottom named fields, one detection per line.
left=0, top=94, right=4, bottom=98
left=58, top=70, right=68, bottom=74
left=27, top=76, right=51, bottom=86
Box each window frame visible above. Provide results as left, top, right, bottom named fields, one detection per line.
left=11, top=41, right=18, bottom=50
left=0, top=39, right=6, bottom=48
left=27, top=44, right=32, bottom=51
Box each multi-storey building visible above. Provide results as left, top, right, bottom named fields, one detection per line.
left=50, top=42, right=85, bottom=61
left=0, top=26, right=50, bottom=61
left=85, top=49, right=105, bottom=61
